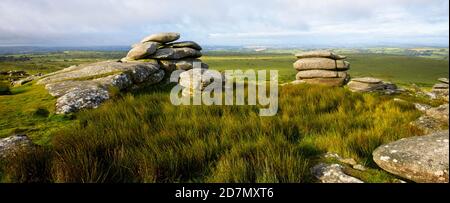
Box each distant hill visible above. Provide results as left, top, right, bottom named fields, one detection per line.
left=0, top=46, right=130, bottom=55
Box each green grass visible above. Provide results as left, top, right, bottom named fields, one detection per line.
left=202, top=53, right=449, bottom=86
left=1, top=83, right=430, bottom=183
left=0, top=50, right=448, bottom=183
left=0, top=51, right=125, bottom=75
left=0, top=83, right=73, bottom=144
left=347, top=54, right=449, bottom=87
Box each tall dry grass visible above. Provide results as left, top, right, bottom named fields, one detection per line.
left=1, top=83, right=422, bottom=182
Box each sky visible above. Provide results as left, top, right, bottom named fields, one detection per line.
left=0, top=0, right=448, bottom=47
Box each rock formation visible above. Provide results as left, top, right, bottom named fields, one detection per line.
left=347, top=77, right=399, bottom=94
left=373, top=130, right=449, bottom=183
left=292, top=51, right=350, bottom=87
left=431, top=78, right=449, bottom=101
left=411, top=103, right=449, bottom=134
left=0, top=134, right=33, bottom=158
left=121, top=32, right=208, bottom=72
left=36, top=32, right=207, bottom=114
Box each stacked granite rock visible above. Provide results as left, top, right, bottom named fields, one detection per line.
left=293, top=51, right=350, bottom=87
left=121, top=32, right=208, bottom=72
left=431, top=78, right=449, bottom=101
left=347, top=77, right=399, bottom=94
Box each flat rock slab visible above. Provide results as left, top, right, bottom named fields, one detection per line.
left=296, top=70, right=347, bottom=79
left=351, top=77, right=382, bottom=84
left=159, top=58, right=208, bottom=72
left=37, top=61, right=165, bottom=114
left=163, top=41, right=202, bottom=50
left=124, top=41, right=160, bottom=60
left=347, top=81, right=385, bottom=92
left=293, top=58, right=349, bottom=71
left=140, top=32, right=180, bottom=43
left=295, top=51, right=347, bottom=60
left=311, top=163, right=364, bottom=183
left=433, top=83, right=449, bottom=89
left=299, top=77, right=347, bottom=87
left=150, top=48, right=202, bottom=60
left=373, top=130, right=449, bottom=183
left=37, top=60, right=159, bottom=85
left=438, top=78, right=449, bottom=84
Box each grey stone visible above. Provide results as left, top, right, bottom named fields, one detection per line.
left=438, top=78, right=449, bottom=84
left=433, top=83, right=449, bottom=89
left=373, top=130, right=449, bottom=183
left=149, top=48, right=202, bottom=60
left=296, top=70, right=347, bottom=79
left=410, top=115, right=445, bottom=134
left=0, top=134, right=33, bottom=158
left=159, top=59, right=208, bottom=72
left=37, top=61, right=160, bottom=85
left=37, top=61, right=164, bottom=114
left=295, top=51, right=347, bottom=60
left=414, top=103, right=432, bottom=113
left=293, top=58, right=349, bottom=71
left=347, top=78, right=398, bottom=94
left=311, top=163, right=364, bottom=183
left=123, top=41, right=160, bottom=60
left=140, top=32, right=180, bottom=43
left=56, top=86, right=110, bottom=114
left=163, top=41, right=202, bottom=50
left=299, top=77, right=348, bottom=87
left=425, top=104, right=449, bottom=124
left=351, top=77, right=382, bottom=84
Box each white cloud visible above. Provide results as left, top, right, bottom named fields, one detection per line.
left=0, top=0, right=448, bottom=46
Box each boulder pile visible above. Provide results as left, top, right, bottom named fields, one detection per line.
left=36, top=32, right=208, bottom=114
left=431, top=78, right=449, bottom=101
left=121, top=32, right=208, bottom=72
left=347, top=77, right=399, bottom=94
left=292, top=51, right=350, bottom=87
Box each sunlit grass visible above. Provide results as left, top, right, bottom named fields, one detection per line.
left=1, top=84, right=426, bottom=183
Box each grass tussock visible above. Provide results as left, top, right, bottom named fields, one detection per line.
left=0, top=84, right=424, bottom=183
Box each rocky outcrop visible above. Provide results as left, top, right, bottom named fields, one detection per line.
left=311, top=163, right=364, bottom=183
left=0, top=134, right=33, bottom=158
left=373, top=130, right=449, bottom=183
left=121, top=32, right=205, bottom=72
left=411, top=104, right=449, bottom=134
left=431, top=78, right=449, bottom=101
left=347, top=77, right=399, bottom=94
left=293, top=51, right=350, bottom=87
left=37, top=60, right=165, bottom=114
left=35, top=32, right=207, bottom=114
